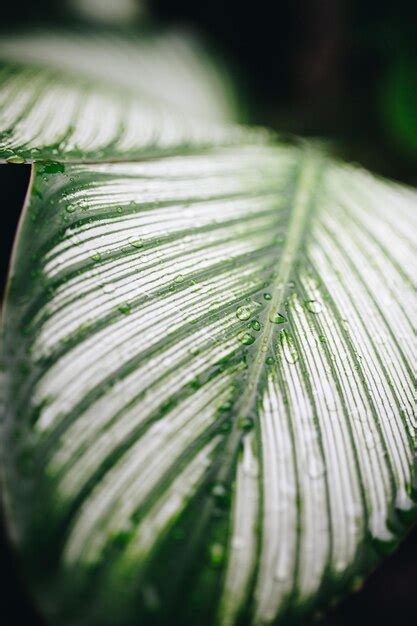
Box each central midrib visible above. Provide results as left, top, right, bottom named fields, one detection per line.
left=169, top=148, right=324, bottom=608
left=217, top=147, right=323, bottom=483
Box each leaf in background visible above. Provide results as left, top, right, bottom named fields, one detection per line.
left=2, top=143, right=416, bottom=626
left=0, top=30, right=256, bottom=162
left=68, top=0, right=146, bottom=26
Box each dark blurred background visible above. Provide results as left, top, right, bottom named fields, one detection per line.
left=1, top=1, right=416, bottom=625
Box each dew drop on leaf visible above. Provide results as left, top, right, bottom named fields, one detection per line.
left=236, top=305, right=251, bottom=321
left=238, top=416, right=254, bottom=431
left=250, top=319, right=261, bottom=331
left=263, top=292, right=272, bottom=300
left=269, top=311, right=287, bottom=324
left=118, top=303, right=131, bottom=315
left=128, top=236, right=144, bottom=249
left=66, top=204, right=77, bottom=213
left=90, top=251, right=102, bottom=262
left=305, top=299, right=322, bottom=314
left=6, top=153, right=25, bottom=164
left=101, top=283, right=115, bottom=294
left=238, top=331, right=256, bottom=345
left=280, top=330, right=298, bottom=364
left=211, top=483, right=229, bottom=508
left=209, top=542, right=224, bottom=567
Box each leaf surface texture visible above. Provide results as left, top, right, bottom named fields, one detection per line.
left=2, top=144, right=416, bottom=626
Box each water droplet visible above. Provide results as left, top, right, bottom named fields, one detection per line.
left=118, top=303, right=131, bottom=315
left=174, top=274, right=185, bottom=283
left=209, top=301, right=221, bottom=313
left=101, top=282, right=115, bottom=294
left=236, top=305, right=251, bottom=321
left=305, top=299, right=322, bottom=314
left=238, top=416, right=254, bottom=431
left=263, top=292, right=272, bottom=301
left=250, top=319, right=261, bottom=331
left=128, top=236, right=144, bottom=249
left=209, top=542, right=224, bottom=567
left=211, top=483, right=229, bottom=508
left=269, top=311, right=287, bottom=324
left=238, top=331, right=256, bottom=346
left=187, top=312, right=199, bottom=325
left=6, top=154, right=25, bottom=164
left=280, top=330, right=298, bottom=364
left=66, top=204, right=77, bottom=213
left=266, top=356, right=275, bottom=365
left=90, top=251, right=102, bottom=262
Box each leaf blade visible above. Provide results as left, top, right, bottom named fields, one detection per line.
left=2, top=145, right=416, bottom=625
left=0, top=30, right=261, bottom=162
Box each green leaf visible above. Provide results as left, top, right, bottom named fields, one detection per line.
left=0, top=29, right=258, bottom=162
left=2, top=143, right=416, bottom=626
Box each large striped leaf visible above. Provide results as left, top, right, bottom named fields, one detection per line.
left=0, top=30, right=257, bottom=163
left=2, top=143, right=416, bottom=626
